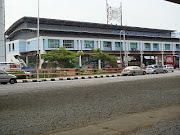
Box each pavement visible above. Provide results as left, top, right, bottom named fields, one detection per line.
left=44, top=104, right=180, bottom=135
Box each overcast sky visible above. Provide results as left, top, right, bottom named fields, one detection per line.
left=4, top=0, right=180, bottom=33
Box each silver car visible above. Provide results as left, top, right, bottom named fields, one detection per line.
left=121, top=66, right=146, bottom=76
left=0, top=70, right=17, bottom=84
left=163, top=65, right=174, bottom=73
left=146, top=65, right=166, bottom=74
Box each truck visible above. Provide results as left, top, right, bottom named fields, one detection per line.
left=165, top=55, right=179, bottom=68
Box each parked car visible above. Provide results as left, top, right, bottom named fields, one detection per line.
left=163, top=65, right=174, bottom=73
left=146, top=65, right=166, bottom=74
left=0, top=70, right=17, bottom=84
left=121, top=66, right=146, bottom=76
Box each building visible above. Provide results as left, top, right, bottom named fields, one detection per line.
left=5, top=16, right=180, bottom=68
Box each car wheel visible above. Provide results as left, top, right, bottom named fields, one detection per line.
left=163, top=70, right=166, bottom=73
left=172, top=71, right=174, bottom=72
left=153, top=71, right=157, bottom=74
left=143, top=71, right=146, bottom=75
left=132, top=72, right=136, bottom=76
left=9, top=79, right=15, bottom=84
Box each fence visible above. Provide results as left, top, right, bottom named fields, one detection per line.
left=5, top=68, right=123, bottom=80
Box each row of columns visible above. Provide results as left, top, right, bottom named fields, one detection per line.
left=30, top=38, right=178, bottom=69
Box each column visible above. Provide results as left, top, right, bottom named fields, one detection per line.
left=161, top=42, right=164, bottom=66
left=26, top=56, right=29, bottom=65
left=98, top=40, right=101, bottom=70
left=39, top=38, right=45, bottom=69
left=172, top=43, right=175, bottom=55
left=78, top=39, right=82, bottom=67
left=140, top=42, right=144, bottom=67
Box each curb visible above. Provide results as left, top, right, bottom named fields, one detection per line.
left=17, top=74, right=122, bottom=83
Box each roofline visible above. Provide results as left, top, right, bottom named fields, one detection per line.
left=5, top=16, right=175, bottom=36
left=7, top=28, right=179, bottom=42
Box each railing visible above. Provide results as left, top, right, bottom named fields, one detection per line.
left=5, top=68, right=123, bottom=80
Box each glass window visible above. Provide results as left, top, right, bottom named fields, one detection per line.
left=9, top=44, right=11, bottom=52
left=12, top=43, right=15, bottom=51
left=165, top=44, right=170, bottom=50
left=103, top=41, right=111, bottom=48
left=63, top=40, right=74, bottom=48
left=48, top=39, right=60, bottom=48
left=153, top=43, right=158, bottom=49
left=84, top=40, right=94, bottom=49
left=115, top=42, right=123, bottom=48
left=144, top=43, right=151, bottom=49
left=130, top=42, right=137, bottom=50
left=176, top=44, right=179, bottom=49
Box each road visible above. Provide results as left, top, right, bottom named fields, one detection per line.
left=0, top=71, right=180, bottom=135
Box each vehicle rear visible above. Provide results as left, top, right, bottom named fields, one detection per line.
left=146, top=65, right=156, bottom=74
left=163, top=65, right=174, bottom=72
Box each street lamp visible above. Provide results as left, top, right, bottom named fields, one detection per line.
left=120, top=30, right=122, bottom=67
left=36, top=0, right=40, bottom=77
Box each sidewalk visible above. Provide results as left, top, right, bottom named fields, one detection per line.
left=44, top=104, right=180, bottom=135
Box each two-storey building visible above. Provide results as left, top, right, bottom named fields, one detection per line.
left=5, top=17, right=180, bottom=68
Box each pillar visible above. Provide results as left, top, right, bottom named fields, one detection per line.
left=78, top=39, right=82, bottom=67
left=39, top=38, right=45, bottom=69
left=98, top=40, right=101, bottom=70
left=26, top=56, right=29, bottom=65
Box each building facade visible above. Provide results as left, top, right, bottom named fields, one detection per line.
left=5, top=17, right=180, bottom=68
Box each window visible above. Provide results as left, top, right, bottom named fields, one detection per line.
left=63, top=40, right=74, bottom=48
left=9, top=44, right=11, bottom=52
left=103, top=41, right=111, bottom=48
left=165, top=44, right=170, bottom=50
left=48, top=39, right=60, bottom=48
left=176, top=44, right=179, bottom=49
left=130, top=42, right=137, bottom=50
left=115, top=42, right=123, bottom=50
left=84, top=40, right=94, bottom=49
left=153, top=43, right=158, bottom=49
left=144, top=43, right=151, bottom=49
left=12, top=43, right=15, bottom=51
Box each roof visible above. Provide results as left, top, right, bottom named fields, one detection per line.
left=165, top=0, right=180, bottom=4
left=5, top=16, right=174, bottom=36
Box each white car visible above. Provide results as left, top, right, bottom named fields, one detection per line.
left=121, top=66, right=146, bottom=76
left=163, top=65, right=174, bottom=73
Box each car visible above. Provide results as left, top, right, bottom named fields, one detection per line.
left=163, top=65, right=174, bottom=73
left=121, top=66, right=146, bottom=76
left=146, top=65, right=166, bottom=74
left=0, top=70, right=17, bottom=84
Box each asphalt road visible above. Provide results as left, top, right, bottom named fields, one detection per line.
left=0, top=71, right=180, bottom=135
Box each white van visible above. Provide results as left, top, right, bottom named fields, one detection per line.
left=0, top=62, right=21, bottom=70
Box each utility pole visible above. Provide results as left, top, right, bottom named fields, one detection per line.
left=0, top=0, right=5, bottom=62
left=36, top=0, right=40, bottom=78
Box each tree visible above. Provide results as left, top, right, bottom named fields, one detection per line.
left=41, top=47, right=83, bottom=68
left=90, top=48, right=117, bottom=68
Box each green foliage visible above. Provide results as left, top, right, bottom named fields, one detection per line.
left=41, top=47, right=83, bottom=68
left=90, top=48, right=117, bottom=67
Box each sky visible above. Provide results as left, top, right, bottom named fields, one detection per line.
left=4, top=0, right=180, bottom=33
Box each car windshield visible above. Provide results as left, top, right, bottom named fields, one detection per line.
left=0, top=70, right=7, bottom=74
left=147, top=66, right=153, bottom=68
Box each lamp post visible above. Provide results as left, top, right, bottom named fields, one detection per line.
left=119, top=30, right=122, bottom=67
left=36, top=0, right=40, bottom=78
left=37, top=0, right=40, bottom=67
left=179, top=35, right=180, bottom=68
